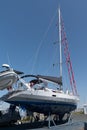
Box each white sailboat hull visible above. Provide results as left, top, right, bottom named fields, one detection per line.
left=1, top=89, right=78, bottom=115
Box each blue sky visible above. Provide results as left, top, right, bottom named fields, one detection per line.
left=0, top=0, right=87, bottom=108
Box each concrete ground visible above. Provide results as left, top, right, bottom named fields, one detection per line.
left=0, top=113, right=87, bottom=130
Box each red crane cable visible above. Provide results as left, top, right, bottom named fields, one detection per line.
left=60, top=16, right=78, bottom=95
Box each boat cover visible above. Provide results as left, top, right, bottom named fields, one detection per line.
left=21, top=74, right=62, bottom=85
left=37, top=75, right=62, bottom=85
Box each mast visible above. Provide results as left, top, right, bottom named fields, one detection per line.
left=58, top=7, right=62, bottom=89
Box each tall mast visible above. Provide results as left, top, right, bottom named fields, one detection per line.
left=58, top=7, right=62, bottom=89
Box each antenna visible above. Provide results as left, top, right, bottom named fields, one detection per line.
left=7, top=52, right=11, bottom=67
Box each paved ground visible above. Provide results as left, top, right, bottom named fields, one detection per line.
left=0, top=122, right=84, bottom=130
left=0, top=113, right=87, bottom=130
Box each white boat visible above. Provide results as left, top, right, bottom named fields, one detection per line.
left=0, top=64, right=18, bottom=90
left=0, top=8, right=79, bottom=124
left=1, top=75, right=79, bottom=123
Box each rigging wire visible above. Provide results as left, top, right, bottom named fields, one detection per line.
left=44, top=42, right=59, bottom=75
left=31, top=8, right=58, bottom=74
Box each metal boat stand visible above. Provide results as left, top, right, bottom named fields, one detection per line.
left=67, top=113, right=73, bottom=124
left=48, top=113, right=56, bottom=128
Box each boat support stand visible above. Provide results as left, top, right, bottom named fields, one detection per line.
left=48, top=112, right=56, bottom=128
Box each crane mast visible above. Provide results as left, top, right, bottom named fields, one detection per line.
left=58, top=8, right=78, bottom=95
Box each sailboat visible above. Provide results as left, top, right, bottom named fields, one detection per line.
left=0, top=8, right=79, bottom=124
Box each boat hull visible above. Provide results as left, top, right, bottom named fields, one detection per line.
left=1, top=90, right=77, bottom=115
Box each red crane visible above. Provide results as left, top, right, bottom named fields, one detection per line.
left=60, top=13, right=78, bottom=96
